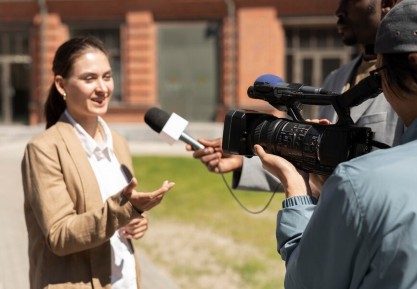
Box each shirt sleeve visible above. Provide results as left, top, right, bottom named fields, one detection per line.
left=276, top=195, right=317, bottom=261
left=278, top=165, right=365, bottom=289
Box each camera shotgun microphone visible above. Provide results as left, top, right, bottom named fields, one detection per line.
left=251, top=74, right=335, bottom=96
left=144, top=107, right=205, bottom=150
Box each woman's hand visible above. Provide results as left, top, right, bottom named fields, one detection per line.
left=122, top=178, right=175, bottom=213
left=254, top=144, right=308, bottom=198
left=120, top=214, right=149, bottom=240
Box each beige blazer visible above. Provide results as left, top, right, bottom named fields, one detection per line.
left=21, top=114, right=142, bottom=289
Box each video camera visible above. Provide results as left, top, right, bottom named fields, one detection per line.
left=222, top=73, right=383, bottom=175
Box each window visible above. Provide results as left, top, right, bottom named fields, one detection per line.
left=285, top=26, right=354, bottom=85
left=284, top=25, right=356, bottom=118
left=0, top=28, right=30, bottom=123
left=0, top=30, right=29, bottom=55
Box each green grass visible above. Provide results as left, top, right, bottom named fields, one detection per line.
left=133, top=156, right=286, bottom=289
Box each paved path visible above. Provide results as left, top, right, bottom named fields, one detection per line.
left=0, top=141, right=29, bottom=289
left=0, top=122, right=223, bottom=289
left=0, top=140, right=182, bottom=289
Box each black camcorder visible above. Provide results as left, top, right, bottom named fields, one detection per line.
left=222, top=73, right=384, bottom=175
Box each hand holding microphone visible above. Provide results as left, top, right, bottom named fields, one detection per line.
left=144, top=107, right=243, bottom=173
left=186, top=138, right=244, bottom=174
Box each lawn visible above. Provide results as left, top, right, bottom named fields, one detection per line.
left=133, top=155, right=286, bottom=289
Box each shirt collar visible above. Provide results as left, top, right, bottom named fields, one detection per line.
left=64, top=110, right=114, bottom=160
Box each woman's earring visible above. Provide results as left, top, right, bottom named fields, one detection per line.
left=62, top=92, right=67, bottom=101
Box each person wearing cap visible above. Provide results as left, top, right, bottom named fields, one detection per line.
left=187, top=0, right=404, bottom=195
left=255, top=0, right=417, bottom=288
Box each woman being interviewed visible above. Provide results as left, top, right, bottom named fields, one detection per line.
left=22, top=36, right=175, bottom=289
left=256, top=0, right=417, bottom=288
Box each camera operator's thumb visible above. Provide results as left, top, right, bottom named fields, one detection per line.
left=305, top=118, right=332, bottom=125
left=254, top=145, right=308, bottom=198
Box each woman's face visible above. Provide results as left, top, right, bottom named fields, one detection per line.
left=55, top=48, right=114, bottom=123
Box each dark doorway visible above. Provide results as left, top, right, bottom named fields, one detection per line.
left=11, top=63, right=30, bottom=123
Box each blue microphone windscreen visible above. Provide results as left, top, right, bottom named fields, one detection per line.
left=255, top=74, right=284, bottom=87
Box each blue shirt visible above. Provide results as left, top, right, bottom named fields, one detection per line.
left=277, top=118, right=417, bottom=289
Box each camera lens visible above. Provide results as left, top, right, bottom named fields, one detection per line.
left=250, top=118, right=320, bottom=163
left=222, top=109, right=373, bottom=175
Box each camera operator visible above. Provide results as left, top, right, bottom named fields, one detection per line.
left=187, top=0, right=404, bottom=194
left=256, top=0, right=417, bottom=287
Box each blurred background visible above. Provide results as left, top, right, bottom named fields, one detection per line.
left=0, top=0, right=357, bottom=126
left=0, top=1, right=361, bottom=288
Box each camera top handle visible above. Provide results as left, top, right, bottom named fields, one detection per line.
left=247, top=72, right=383, bottom=126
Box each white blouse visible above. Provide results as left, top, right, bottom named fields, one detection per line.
left=65, top=110, right=137, bottom=289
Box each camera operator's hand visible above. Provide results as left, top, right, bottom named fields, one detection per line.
left=186, top=138, right=243, bottom=174
left=309, top=174, right=329, bottom=199
left=122, top=178, right=175, bottom=212
left=254, top=144, right=308, bottom=198
left=304, top=118, right=330, bottom=124
left=304, top=118, right=332, bottom=198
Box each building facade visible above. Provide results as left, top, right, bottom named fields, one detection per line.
left=0, top=0, right=354, bottom=125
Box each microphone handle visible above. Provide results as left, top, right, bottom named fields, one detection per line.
left=180, top=133, right=205, bottom=150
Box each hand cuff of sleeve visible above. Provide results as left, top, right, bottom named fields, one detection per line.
left=282, top=195, right=318, bottom=208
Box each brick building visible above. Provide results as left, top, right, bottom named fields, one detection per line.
left=0, top=0, right=354, bottom=125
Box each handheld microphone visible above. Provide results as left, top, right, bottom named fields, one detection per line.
left=144, top=107, right=205, bottom=150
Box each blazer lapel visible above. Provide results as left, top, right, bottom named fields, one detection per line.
left=56, top=116, right=103, bottom=212
left=323, top=55, right=378, bottom=124
left=348, top=58, right=380, bottom=123
left=350, top=93, right=383, bottom=123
